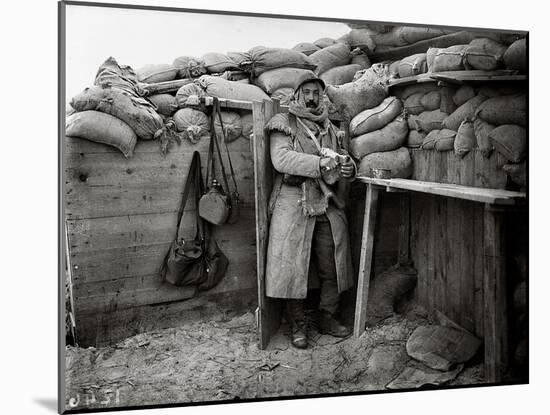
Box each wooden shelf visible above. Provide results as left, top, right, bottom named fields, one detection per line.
left=356, top=177, right=526, bottom=205
left=388, top=70, right=526, bottom=89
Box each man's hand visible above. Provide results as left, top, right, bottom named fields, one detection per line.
left=340, top=158, right=355, bottom=179
left=320, top=157, right=338, bottom=172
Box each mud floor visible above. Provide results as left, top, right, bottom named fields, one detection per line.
left=65, top=306, right=485, bottom=411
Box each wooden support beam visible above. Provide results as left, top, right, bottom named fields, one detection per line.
left=353, top=184, right=379, bottom=338
left=253, top=99, right=282, bottom=349
left=398, top=194, right=411, bottom=265
left=483, top=204, right=509, bottom=382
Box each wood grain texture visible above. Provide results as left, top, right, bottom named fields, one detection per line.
left=253, top=99, right=282, bottom=349
left=483, top=206, right=509, bottom=382
left=354, top=184, right=379, bottom=338
left=65, top=114, right=260, bottom=344
left=65, top=150, right=255, bottom=219
left=410, top=149, right=508, bottom=190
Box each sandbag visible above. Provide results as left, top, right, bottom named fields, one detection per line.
left=475, top=94, right=527, bottom=126
left=240, top=113, right=254, bottom=139
left=325, top=66, right=389, bottom=119
left=66, top=111, right=137, bottom=158
left=173, top=108, right=210, bottom=144
left=196, top=75, right=270, bottom=102
left=357, top=147, right=412, bottom=178
left=147, top=94, right=178, bottom=116
left=421, top=129, right=440, bottom=150
left=420, top=91, right=441, bottom=111
left=350, top=52, right=371, bottom=69
left=365, top=264, right=418, bottom=326
left=389, top=61, right=400, bottom=78
left=473, top=117, right=496, bottom=158
left=346, top=29, right=377, bottom=51
left=175, top=83, right=206, bottom=107
left=428, top=45, right=468, bottom=72
left=442, top=95, right=487, bottom=131
left=372, top=26, right=449, bottom=48
left=172, top=56, right=207, bottom=79
left=503, top=38, right=527, bottom=73
left=454, top=120, right=476, bottom=157
left=309, top=43, right=352, bottom=75
left=502, top=162, right=527, bottom=188
left=255, top=67, right=312, bottom=94
left=398, top=53, right=428, bottom=78
left=314, top=37, right=338, bottom=48
left=414, top=109, right=448, bottom=132
left=70, top=86, right=165, bottom=140
left=201, top=52, right=239, bottom=74
left=227, top=51, right=251, bottom=66
left=271, top=87, right=293, bottom=105
left=434, top=129, right=457, bottom=152
left=404, top=93, right=424, bottom=115
left=397, top=26, right=452, bottom=45
left=465, top=38, right=507, bottom=71
left=292, top=42, right=320, bottom=56
left=407, top=114, right=420, bottom=130
left=242, top=46, right=316, bottom=77
left=94, top=56, right=139, bottom=95
left=489, top=124, right=527, bottom=163
left=394, top=82, right=441, bottom=100
left=407, top=325, right=482, bottom=371
left=453, top=85, right=476, bottom=107
left=320, top=64, right=362, bottom=86
left=136, top=64, right=178, bottom=83
left=350, top=96, right=403, bottom=136
left=350, top=115, right=408, bottom=158
left=213, top=111, right=242, bottom=143
left=407, top=130, right=426, bottom=148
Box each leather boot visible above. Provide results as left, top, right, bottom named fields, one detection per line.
left=319, top=310, right=351, bottom=338
left=285, top=299, right=308, bottom=349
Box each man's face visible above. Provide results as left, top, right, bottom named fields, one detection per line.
left=300, top=81, right=321, bottom=109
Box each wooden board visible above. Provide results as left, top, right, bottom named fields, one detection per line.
left=252, top=99, right=282, bottom=349
left=356, top=177, right=525, bottom=205
left=65, top=115, right=260, bottom=345
left=353, top=184, right=379, bottom=338
left=410, top=149, right=509, bottom=190
left=483, top=206, right=509, bottom=382
left=65, top=149, right=255, bottom=219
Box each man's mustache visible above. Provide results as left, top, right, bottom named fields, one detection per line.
left=306, top=101, right=317, bottom=107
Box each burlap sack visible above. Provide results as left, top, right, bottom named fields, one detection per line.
left=66, top=111, right=137, bottom=157
left=350, top=96, right=403, bottom=136
left=350, top=115, right=408, bottom=158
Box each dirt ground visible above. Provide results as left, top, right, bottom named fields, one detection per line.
left=64, top=304, right=485, bottom=412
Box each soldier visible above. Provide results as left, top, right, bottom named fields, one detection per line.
left=264, top=71, right=356, bottom=349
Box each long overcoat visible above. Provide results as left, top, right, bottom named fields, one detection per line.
left=264, top=113, right=354, bottom=299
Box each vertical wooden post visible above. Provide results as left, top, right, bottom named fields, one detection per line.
left=252, top=99, right=281, bottom=349
left=398, top=194, right=411, bottom=265
left=483, top=204, right=508, bottom=382
left=353, top=183, right=379, bottom=338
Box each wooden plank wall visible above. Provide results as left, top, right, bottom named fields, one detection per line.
left=65, top=132, right=258, bottom=346
left=408, top=148, right=524, bottom=338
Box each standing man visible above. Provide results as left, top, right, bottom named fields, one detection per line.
left=264, top=71, right=356, bottom=349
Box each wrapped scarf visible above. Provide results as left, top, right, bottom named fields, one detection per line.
left=288, top=85, right=341, bottom=216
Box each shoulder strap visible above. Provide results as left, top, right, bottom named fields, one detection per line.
left=175, top=151, right=202, bottom=238
left=214, top=98, right=239, bottom=197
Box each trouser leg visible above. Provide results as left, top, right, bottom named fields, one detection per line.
left=312, top=219, right=339, bottom=315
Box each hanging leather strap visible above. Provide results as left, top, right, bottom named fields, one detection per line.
left=175, top=151, right=203, bottom=240
left=213, top=98, right=239, bottom=198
